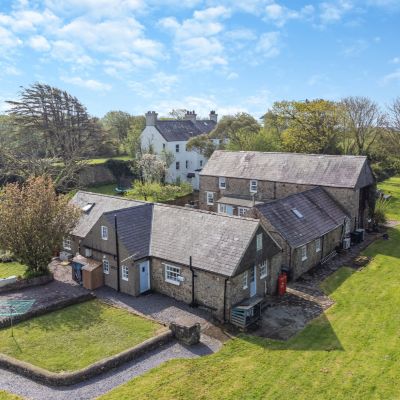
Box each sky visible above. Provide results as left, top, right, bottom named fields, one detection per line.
left=0, top=0, right=399, bottom=119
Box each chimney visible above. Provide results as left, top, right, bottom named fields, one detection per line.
left=145, top=111, right=158, bottom=126
left=209, top=110, right=218, bottom=122
left=184, top=110, right=197, bottom=121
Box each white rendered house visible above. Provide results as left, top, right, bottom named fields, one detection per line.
left=140, top=110, right=217, bottom=189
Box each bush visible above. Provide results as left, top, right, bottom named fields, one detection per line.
left=372, top=197, right=389, bottom=225
left=0, top=250, right=14, bottom=263
left=125, top=181, right=192, bottom=203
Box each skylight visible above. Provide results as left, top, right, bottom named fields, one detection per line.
left=82, top=203, right=95, bottom=213
left=291, top=208, right=304, bottom=219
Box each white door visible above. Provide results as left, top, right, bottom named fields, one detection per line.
left=139, top=260, right=150, bottom=293
left=249, top=266, right=257, bottom=297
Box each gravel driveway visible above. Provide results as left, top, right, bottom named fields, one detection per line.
left=0, top=334, right=222, bottom=400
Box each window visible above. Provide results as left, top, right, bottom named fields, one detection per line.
left=165, top=264, right=181, bottom=285
left=176, top=144, right=180, bottom=152
left=301, top=245, right=307, bottom=261
left=103, top=259, right=110, bottom=274
left=256, top=233, right=263, bottom=251
left=101, top=225, right=108, bottom=240
left=206, top=191, right=214, bottom=205
left=185, top=160, right=189, bottom=169
left=219, top=177, right=226, bottom=189
left=200, top=160, right=203, bottom=167
left=238, top=207, right=248, bottom=217
left=243, top=271, right=248, bottom=289
left=218, top=203, right=227, bottom=214
left=81, top=203, right=95, bottom=213
left=163, top=143, right=166, bottom=150
left=260, top=260, right=268, bottom=279
left=63, top=237, right=72, bottom=250
left=84, top=248, right=92, bottom=258
left=122, top=265, right=129, bottom=281
left=345, top=218, right=351, bottom=234
left=291, top=208, right=304, bottom=219
left=250, top=180, right=258, bottom=193
left=176, top=161, right=180, bottom=170
left=315, top=238, right=321, bottom=253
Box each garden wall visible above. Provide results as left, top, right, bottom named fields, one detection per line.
left=0, top=273, right=53, bottom=294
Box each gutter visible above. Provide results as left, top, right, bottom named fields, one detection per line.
left=114, top=215, right=121, bottom=292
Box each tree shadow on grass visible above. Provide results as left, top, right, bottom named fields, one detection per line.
left=320, top=267, right=355, bottom=296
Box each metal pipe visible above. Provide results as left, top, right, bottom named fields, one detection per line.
left=114, top=215, right=121, bottom=292
left=189, top=256, right=196, bottom=306
left=223, top=278, right=228, bottom=323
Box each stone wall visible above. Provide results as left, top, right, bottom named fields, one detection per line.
left=77, top=164, right=117, bottom=187
left=0, top=273, right=53, bottom=294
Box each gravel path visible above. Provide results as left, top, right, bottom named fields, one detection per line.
left=0, top=334, right=222, bottom=400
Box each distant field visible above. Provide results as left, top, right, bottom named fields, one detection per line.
left=378, top=175, right=400, bottom=221
left=87, top=156, right=132, bottom=165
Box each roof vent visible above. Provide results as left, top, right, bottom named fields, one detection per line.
left=291, top=208, right=303, bottom=219
left=82, top=203, right=95, bottom=213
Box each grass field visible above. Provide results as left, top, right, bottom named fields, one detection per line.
left=0, top=391, right=21, bottom=400
left=378, top=175, right=400, bottom=221
left=99, top=226, right=400, bottom=399
left=87, top=156, right=132, bottom=165
left=0, top=262, right=27, bottom=279
left=85, top=184, right=123, bottom=196
left=0, top=300, right=164, bottom=373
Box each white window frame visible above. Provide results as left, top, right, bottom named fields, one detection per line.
left=218, top=203, right=227, bottom=214
left=238, top=207, right=248, bottom=217
left=103, top=259, right=110, bottom=274
left=84, top=248, right=92, bottom=258
left=219, top=177, right=226, bottom=189
left=63, top=237, right=72, bottom=250
left=101, top=225, right=108, bottom=240
left=250, top=180, right=258, bottom=193
left=301, top=245, right=307, bottom=261
left=206, top=191, right=214, bottom=205
left=260, top=260, right=268, bottom=279
left=175, top=144, right=179, bottom=153
left=345, top=218, right=351, bottom=234
left=243, top=271, right=248, bottom=289
left=164, top=264, right=181, bottom=285
left=256, top=233, right=263, bottom=251
left=315, top=238, right=321, bottom=253
left=122, top=265, right=129, bottom=281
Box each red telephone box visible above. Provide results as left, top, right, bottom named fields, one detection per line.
left=278, top=273, right=287, bottom=296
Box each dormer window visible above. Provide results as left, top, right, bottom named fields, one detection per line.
left=250, top=180, right=258, bottom=193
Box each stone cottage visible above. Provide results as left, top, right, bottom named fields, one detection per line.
left=65, top=191, right=282, bottom=323
left=199, top=150, right=375, bottom=229
left=248, top=187, right=351, bottom=279
left=140, top=110, right=218, bottom=189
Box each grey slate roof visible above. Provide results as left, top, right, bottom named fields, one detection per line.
left=150, top=205, right=263, bottom=277
left=217, top=196, right=263, bottom=208
left=156, top=119, right=216, bottom=142
left=255, top=187, right=350, bottom=247
left=200, top=151, right=375, bottom=189
left=104, top=204, right=153, bottom=261
left=70, top=191, right=146, bottom=238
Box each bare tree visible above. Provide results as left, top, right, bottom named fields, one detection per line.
left=341, top=96, right=385, bottom=155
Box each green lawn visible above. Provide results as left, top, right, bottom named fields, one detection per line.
left=0, top=300, right=164, bottom=373
left=0, top=262, right=27, bottom=279
left=378, top=175, right=400, bottom=221
left=87, top=156, right=132, bottom=165
left=99, top=227, right=400, bottom=400
left=85, top=184, right=123, bottom=196
left=0, top=391, right=22, bottom=400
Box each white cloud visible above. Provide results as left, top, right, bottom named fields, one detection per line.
left=28, top=35, right=51, bottom=51
left=264, top=3, right=314, bottom=27
left=129, top=71, right=178, bottom=97
left=319, top=1, right=354, bottom=24
left=226, top=72, right=239, bottom=80
left=255, top=32, right=281, bottom=58
left=61, top=76, right=112, bottom=91
left=381, top=69, right=400, bottom=85
left=342, top=39, right=368, bottom=56
left=0, top=26, right=22, bottom=51
left=390, top=57, right=400, bottom=64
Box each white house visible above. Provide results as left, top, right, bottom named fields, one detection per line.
left=140, top=110, right=218, bottom=189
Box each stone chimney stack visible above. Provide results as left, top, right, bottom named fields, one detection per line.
left=209, top=110, right=218, bottom=122
left=145, top=111, right=158, bottom=126
left=184, top=110, right=197, bottom=122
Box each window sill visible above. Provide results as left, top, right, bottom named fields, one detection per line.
left=122, top=277, right=129, bottom=282
left=165, top=279, right=180, bottom=286
left=260, top=274, right=268, bottom=279
left=243, top=286, right=248, bottom=290
left=64, top=247, right=72, bottom=251
left=103, top=271, right=110, bottom=275
left=301, top=257, right=308, bottom=262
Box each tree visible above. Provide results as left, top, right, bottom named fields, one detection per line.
left=271, top=99, right=342, bottom=154
left=123, top=116, right=145, bottom=158
left=126, top=180, right=192, bottom=202
left=102, top=111, right=133, bottom=142
left=169, top=109, right=187, bottom=120
left=4, top=83, right=104, bottom=190
left=341, top=96, right=385, bottom=155
left=186, top=134, right=219, bottom=158
left=138, top=153, right=167, bottom=183
left=0, top=176, right=80, bottom=276
left=211, top=112, right=260, bottom=148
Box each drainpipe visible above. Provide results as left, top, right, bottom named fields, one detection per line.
left=114, top=215, right=121, bottom=292
left=189, top=256, right=196, bottom=306
left=320, top=235, right=325, bottom=262
left=223, top=278, right=229, bottom=323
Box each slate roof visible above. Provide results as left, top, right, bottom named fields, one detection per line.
left=150, top=204, right=266, bottom=276
left=200, top=151, right=375, bottom=189
left=104, top=204, right=153, bottom=262
left=217, top=196, right=264, bottom=208
left=255, top=187, right=350, bottom=247
left=70, top=191, right=146, bottom=238
left=155, top=119, right=216, bottom=142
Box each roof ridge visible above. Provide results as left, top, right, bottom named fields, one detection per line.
left=214, top=150, right=367, bottom=159
left=256, top=187, right=323, bottom=209
left=76, top=190, right=149, bottom=204
left=103, top=202, right=152, bottom=216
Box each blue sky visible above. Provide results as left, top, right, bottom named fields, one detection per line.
left=0, top=0, right=399, bottom=119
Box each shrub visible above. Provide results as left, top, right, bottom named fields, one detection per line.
left=0, top=250, right=14, bottom=263
left=372, top=197, right=389, bottom=225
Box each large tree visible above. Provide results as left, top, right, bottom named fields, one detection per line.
left=4, top=83, right=104, bottom=190
left=340, top=96, right=385, bottom=155
left=0, top=176, right=80, bottom=276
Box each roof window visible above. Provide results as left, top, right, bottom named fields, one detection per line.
left=82, top=203, right=95, bottom=213
left=291, top=208, right=303, bottom=219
